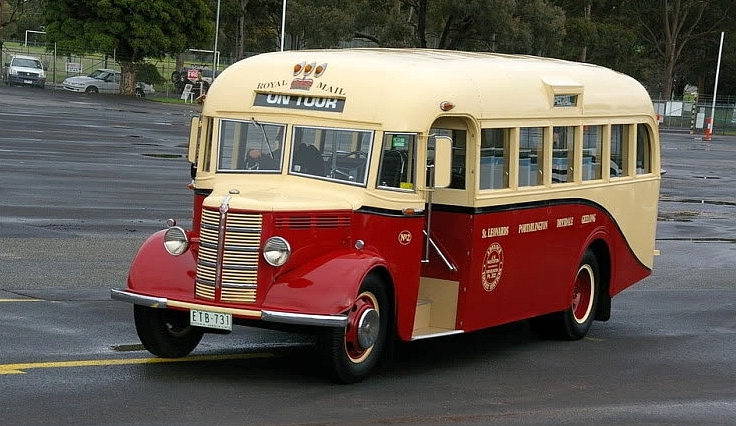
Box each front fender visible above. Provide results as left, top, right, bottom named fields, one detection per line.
left=262, top=250, right=386, bottom=316
left=126, top=230, right=197, bottom=301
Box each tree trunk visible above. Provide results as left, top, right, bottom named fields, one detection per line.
left=237, top=0, right=248, bottom=60
left=579, top=4, right=591, bottom=62
left=119, top=61, right=137, bottom=96
left=416, top=0, right=427, bottom=48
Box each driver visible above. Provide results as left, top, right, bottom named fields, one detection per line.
left=245, top=129, right=283, bottom=170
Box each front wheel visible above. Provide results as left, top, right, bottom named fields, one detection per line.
left=134, top=305, right=204, bottom=358
left=85, top=86, right=99, bottom=94
left=532, top=250, right=599, bottom=340
left=319, top=274, right=391, bottom=384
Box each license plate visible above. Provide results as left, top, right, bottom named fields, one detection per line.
left=190, top=309, right=232, bottom=331
left=24, top=80, right=32, bottom=84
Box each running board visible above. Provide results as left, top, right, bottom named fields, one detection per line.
left=411, top=329, right=464, bottom=341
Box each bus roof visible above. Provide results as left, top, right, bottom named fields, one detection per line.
left=204, top=49, right=654, bottom=129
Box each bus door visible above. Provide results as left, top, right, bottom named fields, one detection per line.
left=414, top=118, right=474, bottom=340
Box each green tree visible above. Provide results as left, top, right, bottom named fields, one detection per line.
left=622, top=0, right=736, bottom=99
left=1, top=0, right=44, bottom=49
left=43, top=0, right=214, bottom=95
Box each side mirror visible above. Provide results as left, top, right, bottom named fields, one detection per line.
left=432, top=136, right=452, bottom=188
left=187, top=116, right=200, bottom=165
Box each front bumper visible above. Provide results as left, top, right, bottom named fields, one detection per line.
left=111, top=289, right=348, bottom=328
left=63, top=85, right=86, bottom=93
left=8, top=74, right=45, bottom=87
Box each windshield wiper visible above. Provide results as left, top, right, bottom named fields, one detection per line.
left=250, top=118, right=275, bottom=158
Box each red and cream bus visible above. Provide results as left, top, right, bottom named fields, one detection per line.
left=112, top=49, right=660, bottom=383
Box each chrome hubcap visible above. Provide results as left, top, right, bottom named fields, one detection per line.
left=356, top=308, right=380, bottom=349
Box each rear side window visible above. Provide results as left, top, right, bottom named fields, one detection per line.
left=636, top=124, right=653, bottom=174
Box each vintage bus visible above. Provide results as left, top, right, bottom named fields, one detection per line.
left=112, top=49, right=660, bottom=383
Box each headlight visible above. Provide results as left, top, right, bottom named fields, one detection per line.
left=163, top=226, right=189, bottom=255
left=263, top=237, right=290, bottom=266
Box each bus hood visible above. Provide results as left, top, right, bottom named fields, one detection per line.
left=205, top=180, right=359, bottom=212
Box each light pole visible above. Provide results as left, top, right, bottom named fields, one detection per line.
left=212, top=0, right=221, bottom=79
left=280, top=0, right=287, bottom=51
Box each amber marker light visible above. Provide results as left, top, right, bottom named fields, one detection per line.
left=440, top=101, right=455, bottom=111
left=314, top=63, right=327, bottom=77
left=402, top=207, right=424, bottom=215
left=294, top=62, right=305, bottom=75
left=304, top=62, right=316, bottom=75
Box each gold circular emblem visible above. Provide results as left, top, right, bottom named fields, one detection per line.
left=398, top=230, right=412, bottom=245
left=481, top=242, right=504, bottom=292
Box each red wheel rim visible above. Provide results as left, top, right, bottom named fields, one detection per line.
left=344, top=291, right=379, bottom=363
left=572, top=264, right=594, bottom=324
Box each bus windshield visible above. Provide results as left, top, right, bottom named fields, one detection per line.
left=218, top=119, right=285, bottom=172
left=292, top=125, right=373, bottom=185
left=217, top=119, right=374, bottom=186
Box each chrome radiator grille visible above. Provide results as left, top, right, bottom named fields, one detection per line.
left=196, top=208, right=262, bottom=304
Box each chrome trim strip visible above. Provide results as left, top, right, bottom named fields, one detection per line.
left=410, top=329, right=464, bottom=341
left=110, top=289, right=168, bottom=308
left=110, top=289, right=347, bottom=328
left=262, top=310, right=348, bottom=328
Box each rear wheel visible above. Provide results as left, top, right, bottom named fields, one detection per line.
left=134, top=305, right=204, bottom=358
left=319, top=274, right=390, bottom=384
left=532, top=250, right=599, bottom=340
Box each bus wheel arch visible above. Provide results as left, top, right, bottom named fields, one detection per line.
left=532, top=246, right=605, bottom=340
left=133, top=305, right=204, bottom=358
left=589, top=240, right=612, bottom=321
left=318, top=270, right=394, bottom=384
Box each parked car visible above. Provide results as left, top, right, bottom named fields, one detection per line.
left=3, top=54, right=46, bottom=88
left=62, top=69, right=155, bottom=96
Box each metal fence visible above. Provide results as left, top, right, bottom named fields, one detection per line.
left=1, top=42, right=236, bottom=97
left=653, top=98, right=736, bottom=136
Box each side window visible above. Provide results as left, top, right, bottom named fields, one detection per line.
left=519, top=127, right=544, bottom=187
left=377, top=133, right=416, bottom=190
left=610, top=124, right=630, bottom=177
left=636, top=124, right=652, bottom=174
left=552, top=126, right=576, bottom=183
left=202, top=117, right=213, bottom=172
left=583, top=125, right=603, bottom=181
left=480, top=128, right=510, bottom=190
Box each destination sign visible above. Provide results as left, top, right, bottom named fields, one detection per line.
left=253, top=93, right=345, bottom=113
left=553, top=94, right=578, bottom=107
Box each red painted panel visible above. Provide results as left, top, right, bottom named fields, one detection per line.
left=127, top=230, right=198, bottom=301
left=424, top=201, right=650, bottom=333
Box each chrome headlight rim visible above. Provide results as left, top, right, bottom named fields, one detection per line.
left=263, top=236, right=291, bottom=267
left=163, top=226, right=189, bottom=256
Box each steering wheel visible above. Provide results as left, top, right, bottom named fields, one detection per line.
left=245, top=157, right=261, bottom=170
left=343, top=151, right=366, bottom=158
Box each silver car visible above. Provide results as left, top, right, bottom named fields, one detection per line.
left=62, top=69, right=155, bottom=96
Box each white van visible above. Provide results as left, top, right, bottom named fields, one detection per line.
left=3, top=55, right=46, bottom=88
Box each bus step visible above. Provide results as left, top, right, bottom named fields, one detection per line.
left=413, top=299, right=432, bottom=331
